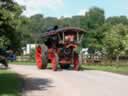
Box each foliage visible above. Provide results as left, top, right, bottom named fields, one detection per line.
left=29, top=48, right=36, bottom=61
left=0, top=1, right=128, bottom=59
left=0, top=0, right=23, bottom=51
left=103, top=24, right=128, bottom=58
left=106, top=16, right=128, bottom=25
left=18, top=6, right=128, bottom=59
left=81, top=7, right=105, bottom=54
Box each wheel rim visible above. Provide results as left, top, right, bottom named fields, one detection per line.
left=41, top=45, right=48, bottom=69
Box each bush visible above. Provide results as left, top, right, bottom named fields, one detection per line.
left=29, top=49, right=36, bottom=61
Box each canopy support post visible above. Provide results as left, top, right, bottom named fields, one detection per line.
left=77, top=32, right=79, bottom=43
left=63, top=32, right=65, bottom=43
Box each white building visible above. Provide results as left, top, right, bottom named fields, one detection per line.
left=23, top=44, right=36, bottom=55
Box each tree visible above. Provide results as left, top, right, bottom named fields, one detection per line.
left=81, top=7, right=105, bottom=53
left=59, top=17, right=72, bottom=27
left=0, top=0, right=23, bottom=51
left=103, top=24, right=128, bottom=61
left=106, top=16, right=128, bottom=25
left=16, top=16, right=33, bottom=45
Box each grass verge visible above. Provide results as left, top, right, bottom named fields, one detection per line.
left=0, top=69, right=23, bottom=96
left=9, top=61, right=36, bottom=65
left=81, top=64, right=128, bottom=75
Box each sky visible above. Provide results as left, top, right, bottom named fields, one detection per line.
left=15, top=0, right=128, bottom=18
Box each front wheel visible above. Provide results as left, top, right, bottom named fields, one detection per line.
left=35, top=44, right=48, bottom=69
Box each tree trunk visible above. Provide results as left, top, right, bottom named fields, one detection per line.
left=116, top=55, right=120, bottom=62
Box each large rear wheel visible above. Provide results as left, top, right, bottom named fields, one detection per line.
left=35, top=44, right=48, bottom=69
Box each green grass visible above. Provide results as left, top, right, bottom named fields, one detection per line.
left=9, top=61, right=36, bottom=65
left=81, top=64, right=128, bottom=75
left=0, top=70, right=22, bottom=96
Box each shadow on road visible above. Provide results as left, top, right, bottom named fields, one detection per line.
left=79, top=67, right=92, bottom=71
left=46, top=65, right=92, bottom=71
left=23, top=77, right=54, bottom=92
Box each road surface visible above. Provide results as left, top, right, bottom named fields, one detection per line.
left=10, top=64, right=128, bottom=96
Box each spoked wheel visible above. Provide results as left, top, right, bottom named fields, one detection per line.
left=35, top=44, right=48, bottom=69
left=60, top=64, right=70, bottom=69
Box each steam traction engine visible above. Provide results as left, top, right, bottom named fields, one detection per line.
left=35, top=27, right=85, bottom=71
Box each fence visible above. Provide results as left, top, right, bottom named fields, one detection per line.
left=16, top=56, right=31, bottom=62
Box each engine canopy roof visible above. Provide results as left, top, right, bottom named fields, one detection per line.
left=42, top=27, right=86, bottom=38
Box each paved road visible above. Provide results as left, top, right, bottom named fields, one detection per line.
left=10, top=64, right=128, bottom=96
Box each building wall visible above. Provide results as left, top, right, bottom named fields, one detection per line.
left=23, top=44, right=36, bottom=55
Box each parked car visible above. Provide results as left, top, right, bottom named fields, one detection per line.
left=7, top=53, right=16, bottom=62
